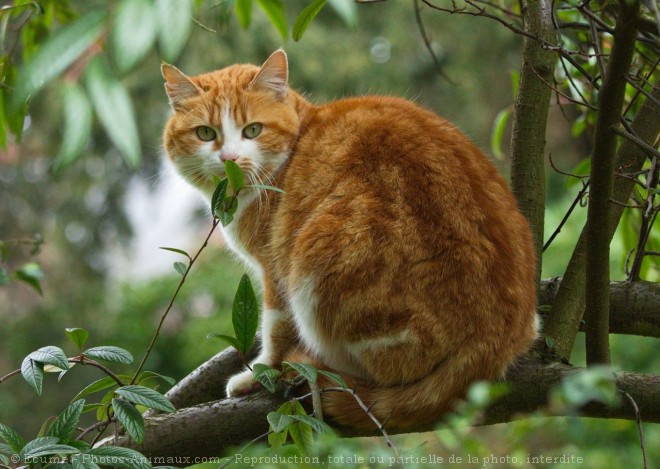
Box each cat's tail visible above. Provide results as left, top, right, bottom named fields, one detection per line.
left=309, top=349, right=507, bottom=433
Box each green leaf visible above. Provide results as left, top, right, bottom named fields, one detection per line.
left=136, top=371, right=176, bottom=387
left=155, top=0, right=193, bottom=61
left=328, top=0, right=357, bottom=27
left=18, top=437, right=59, bottom=463
left=232, top=274, right=259, bottom=355
left=252, top=363, right=281, bottom=393
left=256, top=0, right=288, bottom=40
left=72, top=453, right=101, bottom=469
left=224, top=160, right=245, bottom=192
left=288, top=401, right=314, bottom=454
left=267, top=411, right=294, bottom=433
left=206, top=333, right=240, bottom=350
left=243, top=183, right=285, bottom=193
left=81, top=403, right=109, bottom=414
left=211, top=178, right=229, bottom=218
left=115, top=385, right=176, bottom=413
left=10, top=10, right=106, bottom=110
left=158, top=247, right=190, bottom=259
left=65, top=328, right=89, bottom=349
left=25, top=444, right=80, bottom=461
left=282, top=361, right=318, bottom=384
left=112, top=399, right=145, bottom=444
left=235, top=0, right=253, bottom=28
left=293, top=0, right=327, bottom=41
left=85, top=57, right=141, bottom=168
left=288, top=414, right=334, bottom=435
left=490, top=108, right=510, bottom=160
left=85, top=346, right=134, bottom=364
left=21, top=356, right=44, bottom=394
left=0, top=423, right=27, bottom=453
left=47, top=400, right=85, bottom=442
left=96, top=389, right=115, bottom=421
left=71, top=375, right=128, bottom=402
left=66, top=440, right=91, bottom=453
left=85, top=447, right=152, bottom=469
left=318, top=370, right=347, bottom=388
left=28, top=346, right=69, bottom=370
left=173, top=261, right=187, bottom=276
left=111, top=0, right=158, bottom=74
left=54, top=82, right=93, bottom=172
left=15, top=262, right=44, bottom=295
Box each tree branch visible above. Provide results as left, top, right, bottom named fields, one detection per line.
left=543, top=83, right=660, bottom=361
left=583, top=0, right=640, bottom=365
left=509, top=0, right=557, bottom=282
left=107, top=354, right=660, bottom=463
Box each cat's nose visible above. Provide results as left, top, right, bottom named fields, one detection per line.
left=221, top=151, right=238, bottom=162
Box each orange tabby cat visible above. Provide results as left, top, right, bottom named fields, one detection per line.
left=162, top=50, right=538, bottom=431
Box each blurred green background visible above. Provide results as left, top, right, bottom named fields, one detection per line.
left=0, top=0, right=657, bottom=467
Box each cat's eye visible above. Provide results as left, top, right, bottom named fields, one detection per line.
left=196, top=126, right=217, bottom=141
left=242, top=123, right=263, bottom=139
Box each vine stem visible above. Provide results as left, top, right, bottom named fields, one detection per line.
left=131, top=218, right=220, bottom=384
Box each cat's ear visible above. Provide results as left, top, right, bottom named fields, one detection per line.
left=250, top=49, right=288, bottom=100
left=161, top=63, right=201, bottom=109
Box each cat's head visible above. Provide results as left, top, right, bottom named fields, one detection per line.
left=162, top=50, right=302, bottom=197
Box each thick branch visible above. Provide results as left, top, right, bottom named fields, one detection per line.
left=110, top=355, right=659, bottom=463
left=584, top=0, right=641, bottom=365
left=544, top=83, right=660, bottom=361
left=509, top=0, right=557, bottom=281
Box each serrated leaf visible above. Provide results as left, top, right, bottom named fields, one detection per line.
left=252, top=363, right=281, bottom=393
left=111, top=0, right=157, bottom=74
left=158, top=247, right=190, bottom=259
left=224, top=160, right=244, bottom=192
left=490, top=108, right=510, bottom=160
left=282, top=361, right=318, bottom=384
left=54, top=82, right=92, bottom=172
left=256, top=0, right=288, bottom=40
left=115, top=385, right=176, bottom=413
left=293, top=0, right=327, bottom=41
left=235, top=0, right=253, bottom=28
left=29, top=346, right=69, bottom=370
left=173, top=261, right=187, bottom=276
left=85, top=346, right=134, bottom=364
left=232, top=274, right=259, bottom=355
left=18, top=437, right=59, bottom=463
left=21, top=356, right=44, bottom=395
left=112, top=399, right=145, bottom=444
left=243, top=183, right=285, bottom=193
left=155, top=0, right=193, bottom=61
left=206, top=333, right=240, bottom=350
left=85, top=447, right=151, bottom=469
left=318, top=370, right=347, bottom=388
left=16, top=262, right=44, bottom=295
left=25, top=444, right=80, bottom=461
left=136, top=371, right=175, bottom=387
left=72, top=453, right=100, bottom=469
left=85, top=57, right=141, bottom=168
left=47, top=400, right=85, bottom=442
left=0, top=423, right=27, bottom=453
left=71, top=376, right=127, bottom=402
left=65, top=328, right=89, bottom=349
left=211, top=178, right=229, bottom=218
left=10, top=10, right=106, bottom=110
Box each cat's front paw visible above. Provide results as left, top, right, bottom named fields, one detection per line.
left=226, top=369, right=262, bottom=397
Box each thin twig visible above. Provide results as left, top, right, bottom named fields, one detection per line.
left=622, top=391, right=648, bottom=469
left=72, top=356, right=125, bottom=387
left=131, top=218, right=220, bottom=384
left=544, top=180, right=590, bottom=251
left=320, top=387, right=399, bottom=456
left=414, top=0, right=457, bottom=85
left=612, top=127, right=660, bottom=159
